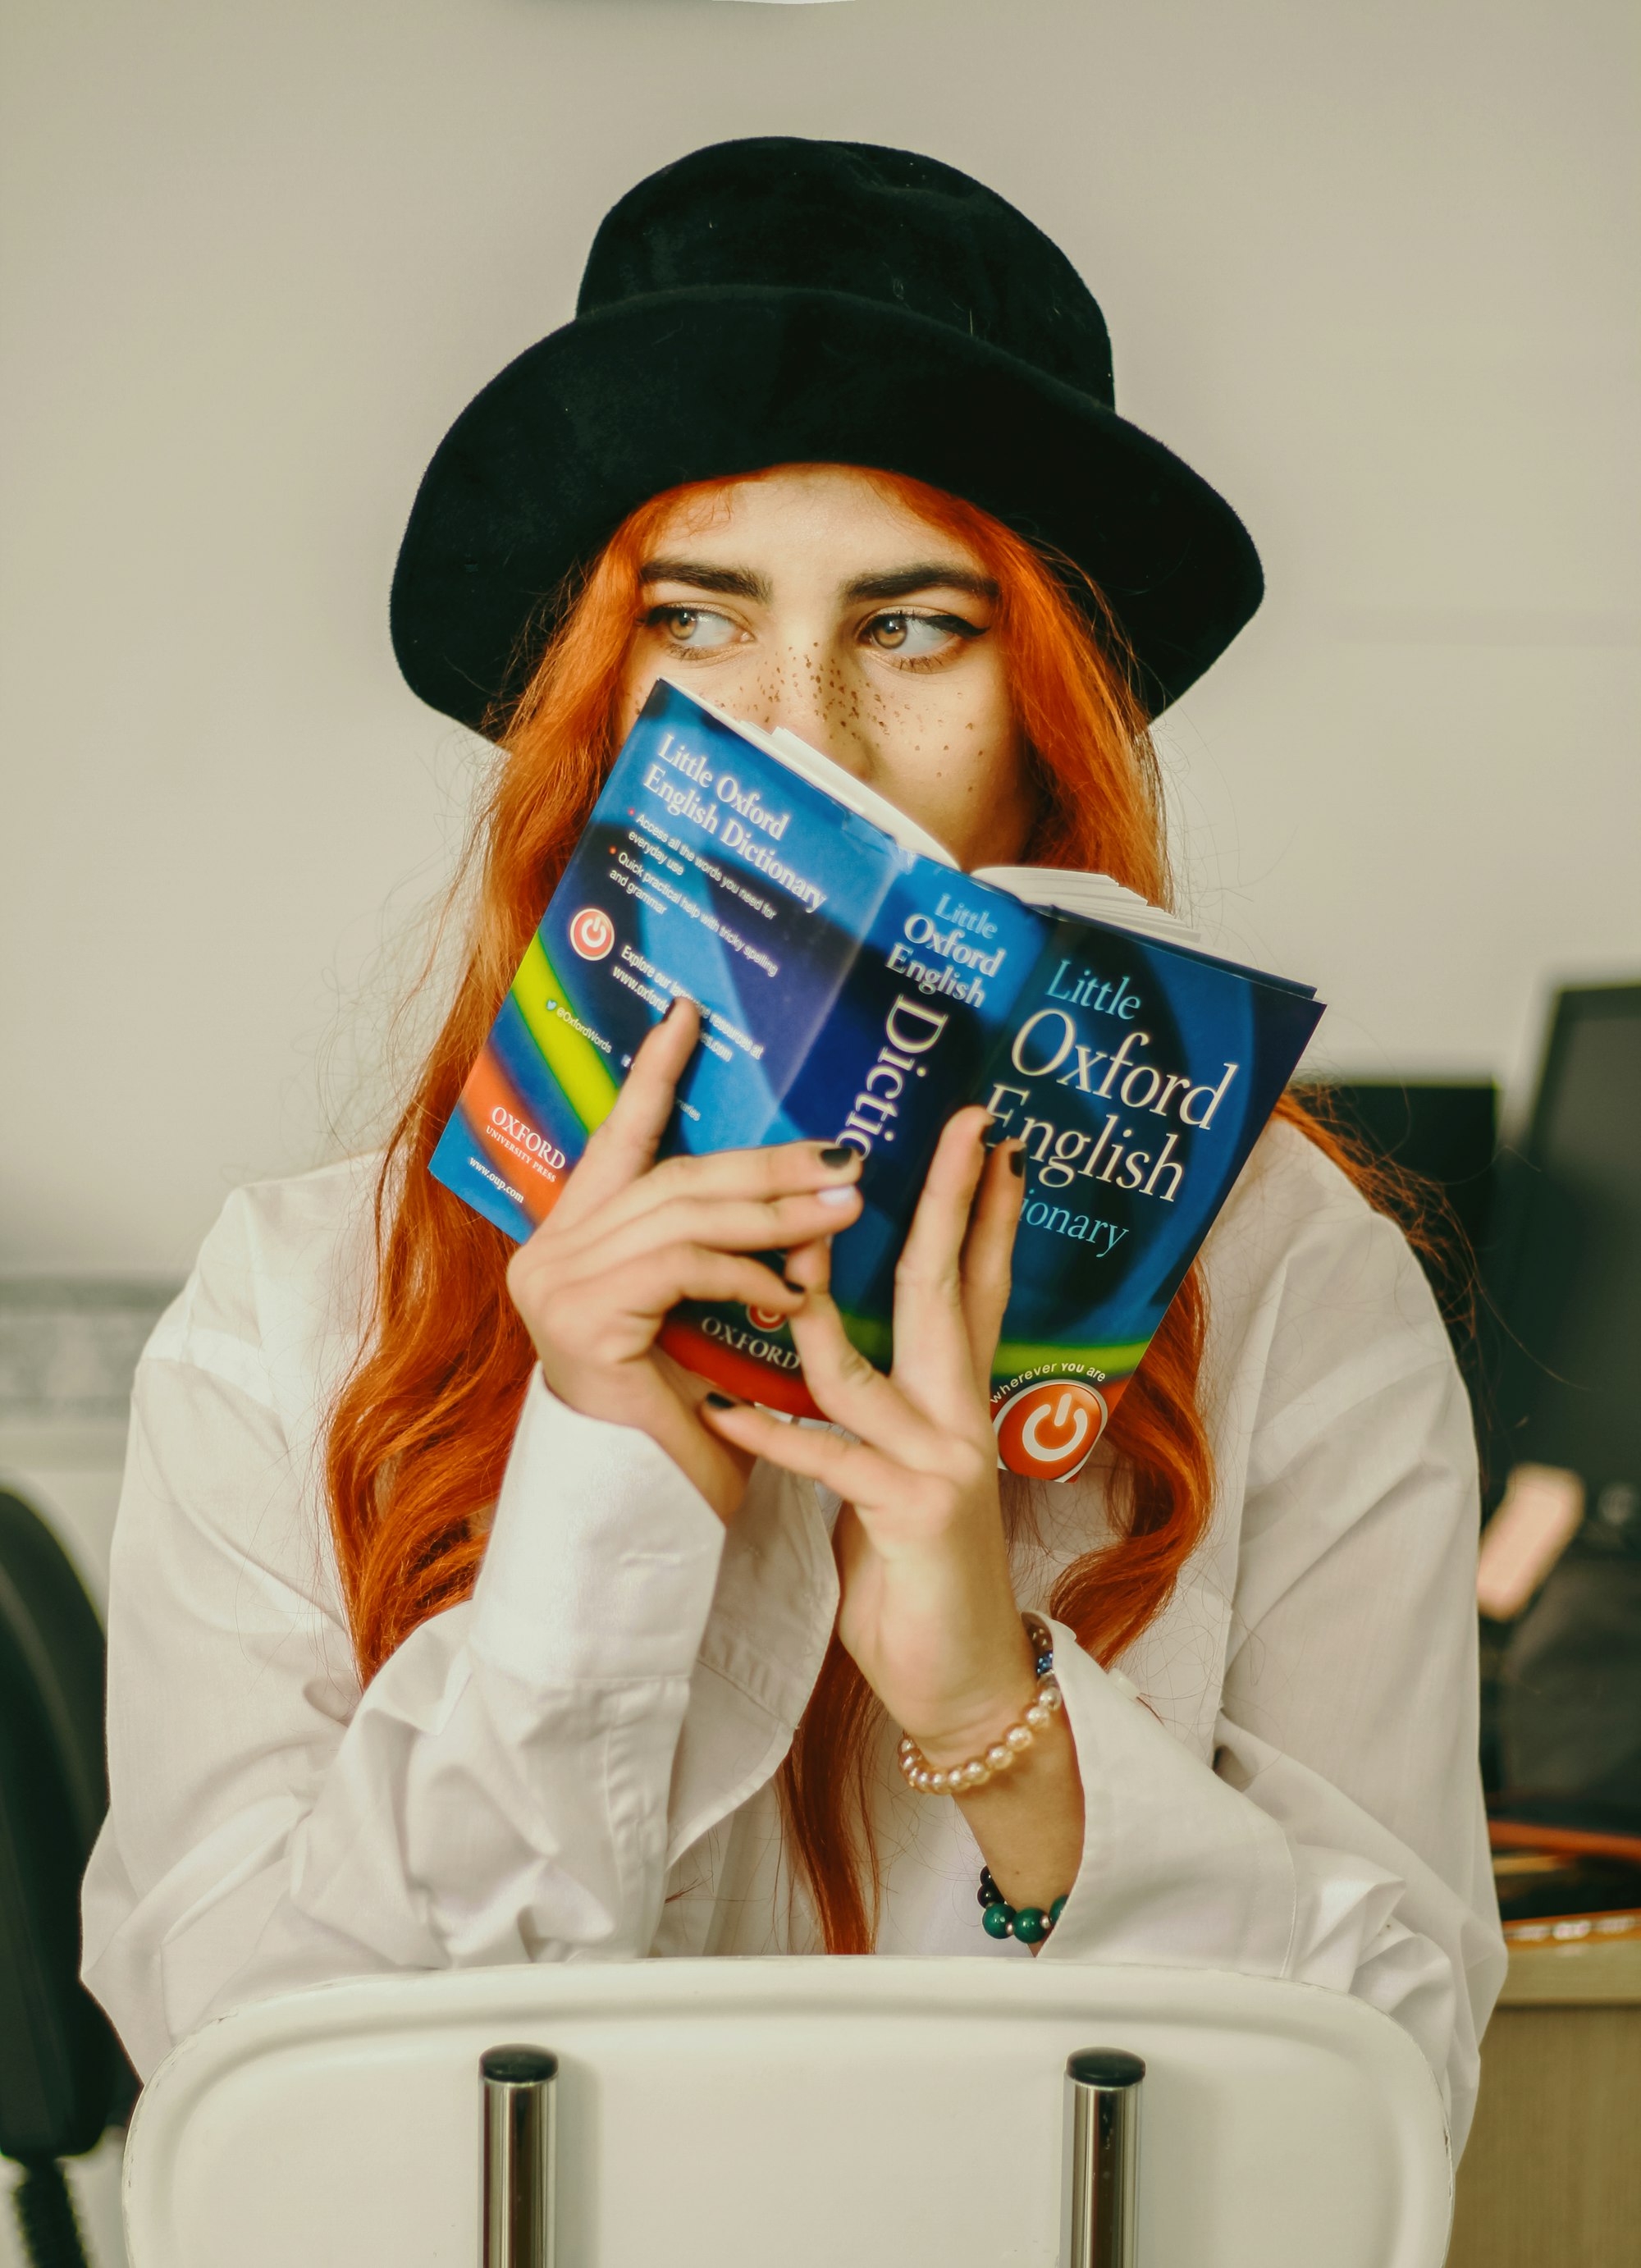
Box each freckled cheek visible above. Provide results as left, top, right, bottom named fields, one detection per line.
left=717, top=659, right=783, bottom=728
left=615, top=658, right=659, bottom=738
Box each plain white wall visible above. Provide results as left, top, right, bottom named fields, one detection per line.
left=2, top=0, right=1637, bottom=1277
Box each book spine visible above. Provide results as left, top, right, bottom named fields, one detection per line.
left=656, top=863, right=976, bottom=1413
left=659, top=864, right=1046, bottom=1411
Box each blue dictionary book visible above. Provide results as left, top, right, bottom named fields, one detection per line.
left=431, top=679, right=1323, bottom=1479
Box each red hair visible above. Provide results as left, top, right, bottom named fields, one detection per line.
left=327, top=468, right=1353, bottom=1950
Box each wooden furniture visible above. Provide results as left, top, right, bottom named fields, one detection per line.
left=1448, top=1936, right=1641, bottom=2266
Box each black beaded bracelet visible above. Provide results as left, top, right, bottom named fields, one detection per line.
left=978, top=1865, right=1068, bottom=1945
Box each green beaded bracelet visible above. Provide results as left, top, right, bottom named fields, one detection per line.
left=978, top=1868, right=1069, bottom=1942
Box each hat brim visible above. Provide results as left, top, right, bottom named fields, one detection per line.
left=390, top=286, right=1262, bottom=734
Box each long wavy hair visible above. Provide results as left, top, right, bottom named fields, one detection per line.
left=327, top=466, right=1383, bottom=1951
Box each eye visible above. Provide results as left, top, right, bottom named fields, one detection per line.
left=863, top=611, right=980, bottom=659
left=645, top=605, right=741, bottom=651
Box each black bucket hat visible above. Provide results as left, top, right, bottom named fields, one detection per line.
left=391, top=136, right=1263, bottom=735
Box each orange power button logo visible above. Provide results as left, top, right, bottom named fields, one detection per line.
left=993, top=1379, right=1108, bottom=1481
left=568, top=906, right=615, bottom=960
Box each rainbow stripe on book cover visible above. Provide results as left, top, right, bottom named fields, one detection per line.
left=431, top=681, right=1323, bottom=1479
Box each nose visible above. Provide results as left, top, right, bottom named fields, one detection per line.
left=738, top=637, right=871, bottom=780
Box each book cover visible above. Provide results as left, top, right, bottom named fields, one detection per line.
left=430, top=681, right=1323, bottom=1479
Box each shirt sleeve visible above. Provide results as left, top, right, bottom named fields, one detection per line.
left=81, top=1192, right=726, bottom=2081
left=1040, top=1141, right=1507, bottom=2161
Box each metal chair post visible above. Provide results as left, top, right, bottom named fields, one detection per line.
left=1062, top=2047, right=1144, bottom=2268
left=481, top=2046, right=557, bottom=2268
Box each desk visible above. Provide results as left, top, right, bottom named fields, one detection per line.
left=1448, top=1936, right=1641, bottom=2265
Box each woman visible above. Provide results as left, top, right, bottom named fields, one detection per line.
left=83, top=139, right=1504, bottom=2148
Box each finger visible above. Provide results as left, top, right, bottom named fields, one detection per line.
left=784, top=1285, right=943, bottom=1470
left=958, top=1138, right=1026, bottom=1383
left=697, top=1394, right=911, bottom=1505
left=561, top=1185, right=863, bottom=1278
left=889, top=1109, right=994, bottom=1406
left=550, top=1136, right=862, bottom=1254
left=780, top=1232, right=834, bottom=1296
left=573, top=1246, right=806, bottom=1336
left=552, top=999, right=700, bottom=1223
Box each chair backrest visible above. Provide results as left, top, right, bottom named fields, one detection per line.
left=0, top=1486, right=129, bottom=2165
left=122, top=1956, right=1453, bottom=2268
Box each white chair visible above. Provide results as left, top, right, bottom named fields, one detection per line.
left=121, top=1957, right=1453, bottom=2268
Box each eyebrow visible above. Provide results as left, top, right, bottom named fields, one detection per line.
left=842, top=564, right=999, bottom=604
left=638, top=558, right=999, bottom=606
left=639, top=559, right=771, bottom=601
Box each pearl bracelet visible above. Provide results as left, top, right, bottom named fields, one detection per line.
left=896, top=1614, right=1063, bottom=1797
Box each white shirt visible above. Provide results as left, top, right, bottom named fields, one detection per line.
left=81, top=1121, right=1506, bottom=2151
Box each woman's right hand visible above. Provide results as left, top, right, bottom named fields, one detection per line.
left=505, top=998, right=863, bottom=1520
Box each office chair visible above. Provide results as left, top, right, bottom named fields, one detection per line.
left=122, top=1955, right=1454, bottom=2268
left=0, top=1489, right=134, bottom=2268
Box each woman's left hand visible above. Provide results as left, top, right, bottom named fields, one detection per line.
left=700, top=1108, right=1039, bottom=1758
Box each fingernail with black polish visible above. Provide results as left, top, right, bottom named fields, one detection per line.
left=818, top=1145, right=854, bottom=1169
left=1008, top=1148, right=1026, bottom=1178
left=704, top=1390, right=738, bottom=1410
left=662, top=996, right=680, bottom=1022
left=783, top=1278, right=805, bottom=1294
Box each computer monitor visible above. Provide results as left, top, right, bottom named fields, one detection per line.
left=1487, top=984, right=1641, bottom=1530
left=1486, top=983, right=1641, bottom=1829
left=1295, top=1078, right=1497, bottom=1367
